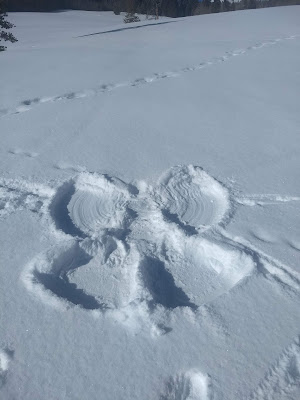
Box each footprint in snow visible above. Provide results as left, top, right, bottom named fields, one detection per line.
left=54, top=162, right=87, bottom=173
left=8, top=148, right=38, bottom=158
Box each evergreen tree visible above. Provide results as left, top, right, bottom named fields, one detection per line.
left=223, top=0, right=231, bottom=11
left=113, top=0, right=121, bottom=14
left=248, top=0, right=257, bottom=8
left=203, top=0, right=211, bottom=8
left=160, top=0, right=178, bottom=17
left=0, top=0, right=17, bottom=51
left=211, top=0, right=221, bottom=12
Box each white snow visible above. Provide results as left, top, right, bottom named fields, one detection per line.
left=0, top=6, right=300, bottom=400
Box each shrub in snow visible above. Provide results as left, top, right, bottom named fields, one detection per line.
left=123, top=13, right=141, bottom=23
left=0, top=0, right=17, bottom=51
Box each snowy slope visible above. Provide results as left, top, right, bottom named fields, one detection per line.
left=0, top=7, right=300, bottom=400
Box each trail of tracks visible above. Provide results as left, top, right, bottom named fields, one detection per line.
left=0, top=34, right=298, bottom=119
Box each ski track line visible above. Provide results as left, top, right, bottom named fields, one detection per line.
left=0, top=34, right=298, bottom=119
left=76, top=20, right=177, bottom=38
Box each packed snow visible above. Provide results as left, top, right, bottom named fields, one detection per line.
left=0, top=7, right=300, bottom=400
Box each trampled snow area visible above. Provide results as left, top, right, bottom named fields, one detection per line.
left=0, top=7, right=300, bottom=400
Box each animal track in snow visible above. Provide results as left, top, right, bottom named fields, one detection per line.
left=54, top=162, right=87, bottom=173
left=161, top=369, right=212, bottom=400
left=250, top=335, right=300, bottom=400
left=8, top=148, right=39, bottom=159
left=0, top=178, right=54, bottom=219
left=16, top=165, right=300, bottom=333
left=1, top=35, right=298, bottom=118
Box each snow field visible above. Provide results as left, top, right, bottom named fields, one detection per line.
left=1, top=6, right=300, bottom=400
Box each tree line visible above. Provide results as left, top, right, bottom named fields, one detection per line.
left=195, top=0, right=300, bottom=15
left=4, top=0, right=300, bottom=17
left=5, top=0, right=197, bottom=17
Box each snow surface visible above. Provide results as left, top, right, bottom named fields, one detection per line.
left=1, top=7, right=300, bottom=400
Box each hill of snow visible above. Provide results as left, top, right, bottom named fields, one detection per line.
left=0, top=7, right=300, bottom=400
